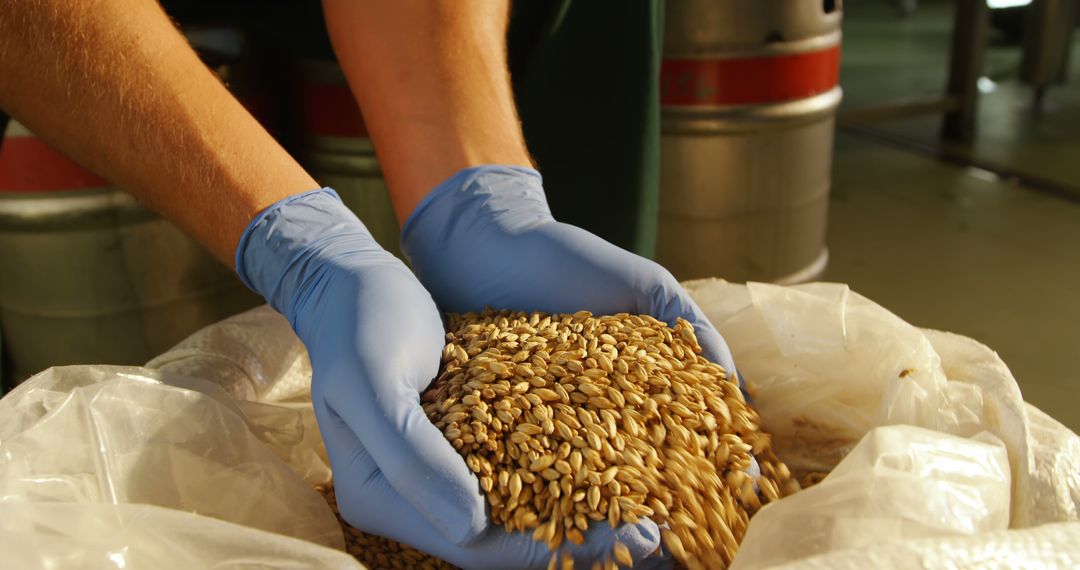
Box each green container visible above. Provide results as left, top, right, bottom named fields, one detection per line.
left=509, top=0, right=665, bottom=257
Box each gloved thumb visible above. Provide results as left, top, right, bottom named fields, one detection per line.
left=313, top=360, right=490, bottom=546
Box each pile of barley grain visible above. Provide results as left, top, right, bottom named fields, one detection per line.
left=315, top=481, right=458, bottom=570
left=422, top=310, right=798, bottom=570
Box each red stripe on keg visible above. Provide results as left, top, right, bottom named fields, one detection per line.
left=0, top=137, right=108, bottom=192
left=300, top=83, right=369, bottom=138
left=660, top=46, right=840, bottom=106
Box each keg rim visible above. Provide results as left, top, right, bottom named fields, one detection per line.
left=661, top=87, right=842, bottom=133
left=0, top=191, right=142, bottom=220
left=664, top=31, right=842, bottom=59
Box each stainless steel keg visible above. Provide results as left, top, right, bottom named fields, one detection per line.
left=292, top=60, right=402, bottom=258
left=658, top=0, right=842, bottom=283
left=0, top=120, right=261, bottom=384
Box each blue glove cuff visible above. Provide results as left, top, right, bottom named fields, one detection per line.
left=235, top=187, right=383, bottom=320
left=235, top=187, right=343, bottom=291
left=400, top=165, right=550, bottom=254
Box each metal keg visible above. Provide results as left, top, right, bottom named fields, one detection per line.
left=0, top=120, right=261, bottom=385
left=291, top=60, right=401, bottom=258
left=657, top=0, right=842, bottom=284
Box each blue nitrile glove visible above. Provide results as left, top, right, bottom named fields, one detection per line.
left=400, top=165, right=739, bottom=382
left=236, top=188, right=664, bottom=569
left=401, top=166, right=749, bottom=568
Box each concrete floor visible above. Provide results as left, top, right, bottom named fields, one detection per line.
left=825, top=1, right=1080, bottom=430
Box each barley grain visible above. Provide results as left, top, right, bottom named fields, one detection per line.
left=424, top=310, right=799, bottom=569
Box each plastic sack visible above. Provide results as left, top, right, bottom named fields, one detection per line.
left=146, top=307, right=331, bottom=485
left=1023, top=403, right=1080, bottom=522
left=683, top=279, right=1080, bottom=567
left=684, top=281, right=987, bottom=469
left=0, top=502, right=359, bottom=569
left=0, top=364, right=352, bottom=568
left=684, top=280, right=1069, bottom=526
left=763, top=522, right=1080, bottom=570
left=145, top=306, right=313, bottom=403
left=731, top=425, right=1011, bottom=568
left=4, top=282, right=1079, bottom=568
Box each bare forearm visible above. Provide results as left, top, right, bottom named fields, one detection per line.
left=322, top=0, right=533, bottom=224
left=0, top=0, right=316, bottom=262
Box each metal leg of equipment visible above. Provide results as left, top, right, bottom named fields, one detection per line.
left=838, top=0, right=990, bottom=143
left=942, top=0, right=991, bottom=141
left=1020, top=0, right=1079, bottom=110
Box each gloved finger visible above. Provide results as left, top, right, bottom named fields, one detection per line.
left=312, top=398, right=393, bottom=512
left=685, top=307, right=738, bottom=379
left=316, top=365, right=489, bottom=546
left=558, top=518, right=668, bottom=569
left=633, top=553, right=677, bottom=570
left=666, top=299, right=751, bottom=398
left=323, top=413, right=664, bottom=569
left=639, top=270, right=740, bottom=384
left=685, top=307, right=751, bottom=396
left=301, top=266, right=494, bottom=545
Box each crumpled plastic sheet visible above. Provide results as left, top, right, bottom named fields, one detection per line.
left=146, top=307, right=312, bottom=403
left=0, top=365, right=343, bottom=553
left=1023, top=403, right=1080, bottom=523
left=683, top=279, right=1080, bottom=567
left=731, top=425, right=1011, bottom=568
left=147, top=307, right=331, bottom=486
left=684, top=281, right=987, bottom=464
left=762, top=521, right=1080, bottom=570
left=0, top=502, right=359, bottom=569
left=684, top=280, right=1079, bottom=528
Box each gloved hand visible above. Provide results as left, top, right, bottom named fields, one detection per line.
left=400, top=165, right=739, bottom=381
left=236, top=188, right=663, bottom=569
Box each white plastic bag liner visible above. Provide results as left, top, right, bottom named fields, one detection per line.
left=0, top=502, right=358, bottom=569
left=731, top=425, right=1011, bottom=568
left=684, top=280, right=1078, bottom=525
left=0, top=364, right=349, bottom=567
left=3, top=282, right=1079, bottom=568
left=146, top=306, right=332, bottom=486
left=683, top=279, right=1080, bottom=567
left=684, top=281, right=987, bottom=467
left=763, top=522, right=1080, bottom=570
left=1023, top=403, right=1080, bottom=522
left=145, top=306, right=312, bottom=403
